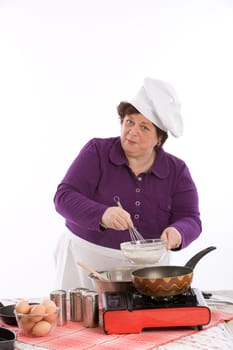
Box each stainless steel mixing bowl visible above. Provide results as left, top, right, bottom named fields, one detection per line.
left=89, top=267, right=138, bottom=294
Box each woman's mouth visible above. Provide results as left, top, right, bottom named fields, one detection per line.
left=127, top=138, right=136, bottom=145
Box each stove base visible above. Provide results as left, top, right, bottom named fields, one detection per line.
left=102, top=288, right=211, bottom=334
left=103, top=306, right=211, bottom=334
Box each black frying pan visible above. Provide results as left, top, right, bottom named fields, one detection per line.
left=0, top=304, right=17, bottom=326
left=0, top=327, right=16, bottom=350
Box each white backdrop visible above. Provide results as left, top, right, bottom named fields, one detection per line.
left=0, top=0, right=233, bottom=299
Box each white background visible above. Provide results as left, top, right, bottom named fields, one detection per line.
left=0, top=0, right=232, bottom=299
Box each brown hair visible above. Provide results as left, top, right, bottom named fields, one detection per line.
left=117, top=101, right=168, bottom=147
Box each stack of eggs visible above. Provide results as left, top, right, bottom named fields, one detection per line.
left=14, top=299, right=59, bottom=337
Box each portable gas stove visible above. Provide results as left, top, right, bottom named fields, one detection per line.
left=102, top=288, right=211, bottom=334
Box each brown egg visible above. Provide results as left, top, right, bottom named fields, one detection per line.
left=15, top=300, right=31, bottom=314
left=31, top=320, right=51, bottom=337
left=30, top=304, right=46, bottom=322
left=40, top=299, right=57, bottom=322
left=20, top=317, right=35, bottom=333
left=42, top=299, right=57, bottom=309
left=43, top=305, right=58, bottom=323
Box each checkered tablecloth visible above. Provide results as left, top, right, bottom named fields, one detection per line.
left=12, top=309, right=233, bottom=350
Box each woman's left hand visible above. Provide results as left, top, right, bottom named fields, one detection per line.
left=160, top=227, right=182, bottom=250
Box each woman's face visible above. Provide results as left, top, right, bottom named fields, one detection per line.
left=120, top=113, right=159, bottom=157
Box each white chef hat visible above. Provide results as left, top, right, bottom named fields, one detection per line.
left=130, top=77, right=183, bottom=137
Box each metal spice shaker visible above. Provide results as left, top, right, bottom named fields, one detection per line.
left=69, top=287, right=89, bottom=322
left=82, top=290, right=99, bottom=328
left=50, top=289, right=67, bottom=326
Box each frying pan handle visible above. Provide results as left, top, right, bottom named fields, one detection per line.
left=184, top=246, right=216, bottom=269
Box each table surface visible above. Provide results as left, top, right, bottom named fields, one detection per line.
left=206, top=290, right=233, bottom=332
left=1, top=290, right=233, bottom=350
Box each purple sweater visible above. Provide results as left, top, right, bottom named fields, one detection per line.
left=54, top=137, right=202, bottom=249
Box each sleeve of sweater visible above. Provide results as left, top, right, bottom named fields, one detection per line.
left=169, top=162, right=202, bottom=248
left=53, top=139, right=108, bottom=230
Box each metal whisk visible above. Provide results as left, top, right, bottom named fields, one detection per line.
left=113, top=195, right=144, bottom=241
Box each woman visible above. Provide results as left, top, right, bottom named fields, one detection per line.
left=53, top=77, right=202, bottom=291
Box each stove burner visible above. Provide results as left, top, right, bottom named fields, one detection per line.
left=102, top=288, right=211, bottom=334
left=132, top=288, right=199, bottom=309
left=104, top=287, right=198, bottom=311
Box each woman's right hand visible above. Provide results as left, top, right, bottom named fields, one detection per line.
left=101, top=207, right=133, bottom=230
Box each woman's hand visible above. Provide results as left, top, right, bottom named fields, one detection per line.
left=101, top=207, right=133, bottom=230
left=160, top=227, right=182, bottom=250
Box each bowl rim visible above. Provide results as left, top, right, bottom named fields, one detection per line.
left=120, top=239, right=166, bottom=249
left=88, top=267, right=138, bottom=282
left=14, top=306, right=59, bottom=318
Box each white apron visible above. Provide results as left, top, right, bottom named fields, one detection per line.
left=54, top=228, right=170, bottom=292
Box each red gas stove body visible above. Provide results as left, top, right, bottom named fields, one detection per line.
left=102, top=288, right=211, bottom=334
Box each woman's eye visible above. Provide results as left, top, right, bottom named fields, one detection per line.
left=126, top=119, right=133, bottom=125
left=125, top=119, right=150, bottom=131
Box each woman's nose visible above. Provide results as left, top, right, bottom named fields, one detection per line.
left=129, top=124, right=139, bottom=135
